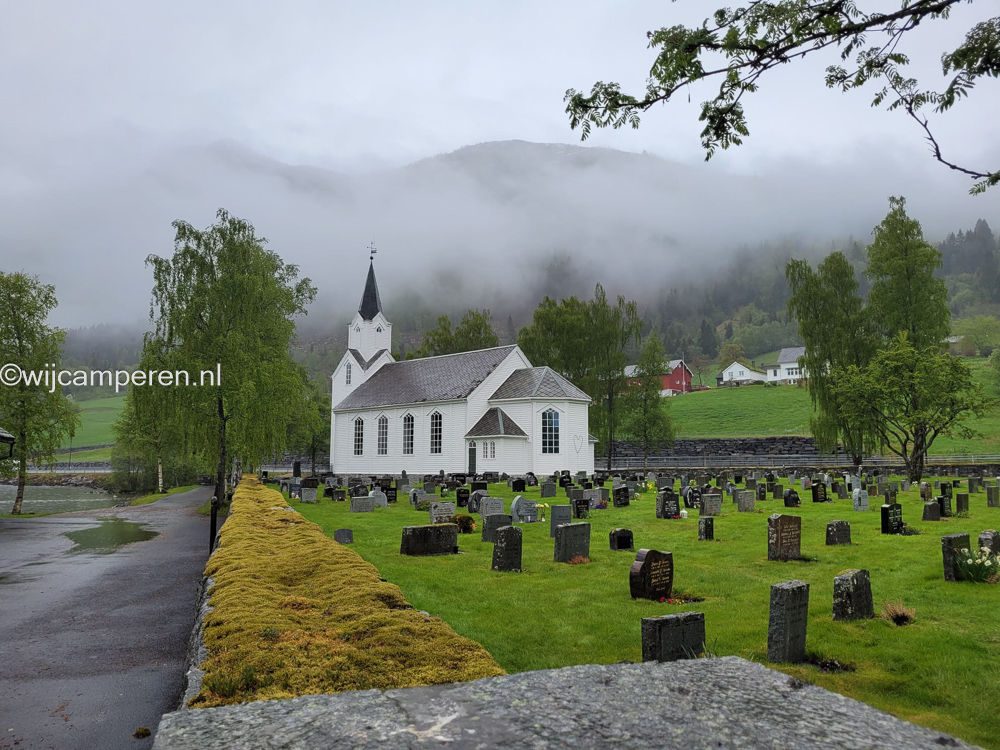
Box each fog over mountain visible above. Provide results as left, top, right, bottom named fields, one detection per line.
left=4, top=137, right=997, bottom=333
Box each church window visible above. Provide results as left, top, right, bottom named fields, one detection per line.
left=430, top=411, right=442, bottom=454
left=403, top=414, right=414, bottom=455
left=482, top=441, right=488, bottom=459
left=490, top=441, right=496, bottom=459
left=377, top=415, right=388, bottom=455
left=354, top=417, right=364, bottom=455
left=376, top=326, right=382, bottom=333
left=542, top=409, right=559, bottom=454
left=345, top=363, right=352, bottom=385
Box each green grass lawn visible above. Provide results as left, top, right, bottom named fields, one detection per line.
left=62, top=395, right=124, bottom=450
left=55, top=447, right=113, bottom=463
left=670, top=356, right=1000, bottom=454
left=130, top=484, right=198, bottom=506
left=293, top=481, right=1000, bottom=749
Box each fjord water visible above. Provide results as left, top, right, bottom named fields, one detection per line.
left=0, top=484, right=118, bottom=514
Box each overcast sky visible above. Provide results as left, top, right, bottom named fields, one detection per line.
left=2, top=0, right=999, bottom=327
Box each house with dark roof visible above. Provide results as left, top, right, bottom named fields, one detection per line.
left=330, top=263, right=595, bottom=475
left=766, top=346, right=807, bottom=384
left=624, top=359, right=693, bottom=395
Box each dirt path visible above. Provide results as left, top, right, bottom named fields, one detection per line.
left=0, top=486, right=215, bottom=750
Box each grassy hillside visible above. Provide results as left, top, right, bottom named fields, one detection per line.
left=63, top=395, right=123, bottom=450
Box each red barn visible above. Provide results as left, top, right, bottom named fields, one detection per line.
left=624, top=359, right=693, bottom=396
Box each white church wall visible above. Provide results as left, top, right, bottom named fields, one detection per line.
left=463, top=347, right=533, bottom=433
left=530, top=400, right=592, bottom=476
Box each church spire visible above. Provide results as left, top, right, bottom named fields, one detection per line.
left=358, top=260, right=382, bottom=321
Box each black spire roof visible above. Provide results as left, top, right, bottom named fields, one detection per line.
left=358, top=261, right=382, bottom=321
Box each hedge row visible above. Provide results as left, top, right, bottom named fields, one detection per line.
left=191, top=477, right=504, bottom=707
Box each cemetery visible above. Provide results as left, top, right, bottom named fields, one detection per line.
left=229, top=468, right=1000, bottom=748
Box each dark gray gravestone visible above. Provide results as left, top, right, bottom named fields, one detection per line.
left=300, top=487, right=318, bottom=504
left=549, top=505, right=572, bottom=538
left=480, top=497, right=505, bottom=519
left=941, top=533, right=970, bottom=581
left=988, top=486, right=1000, bottom=508
left=767, top=514, right=802, bottom=562
left=471, top=481, right=488, bottom=493
left=640, top=612, right=705, bottom=662
left=832, top=569, right=874, bottom=621
left=511, top=478, right=526, bottom=493
left=767, top=580, right=809, bottom=663
left=836, top=483, right=848, bottom=500
left=350, top=497, right=375, bottom=513
left=482, top=514, right=513, bottom=543
left=968, top=477, right=980, bottom=493
left=941, top=483, right=953, bottom=500
left=609, top=528, right=634, bottom=551
left=429, top=501, right=456, bottom=524
left=772, top=484, right=783, bottom=500
left=583, top=489, right=602, bottom=508
left=700, top=494, right=722, bottom=517
left=811, top=484, right=828, bottom=503
left=656, top=490, right=680, bottom=519
left=399, top=525, right=459, bottom=556
left=979, top=529, right=1000, bottom=556
left=456, top=487, right=470, bottom=507
left=572, top=495, right=590, bottom=519
left=293, top=460, right=301, bottom=478
left=333, top=529, right=353, bottom=545
left=540, top=482, right=557, bottom=498
left=736, top=490, right=755, bottom=513
left=385, top=487, right=398, bottom=503
left=937, top=494, right=953, bottom=518
left=698, top=516, right=714, bottom=541
left=570, top=487, right=584, bottom=505
left=613, top=486, right=630, bottom=508
left=467, top=490, right=487, bottom=514
left=783, top=489, right=800, bottom=508
left=554, top=522, right=591, bottom=562
left=825, top=520, right=851, bottom=546
left=955, top=492, right=969, bottom=515
left=756, top=483, right=768, bottom=503
left=492, top=526, right=522, bottom=572
left=629, top=549, right=674, bottom=600
left=333, top=488, right=347, bottom=502
left=880, top=503, right=903, bottom=534
left=922, top=501, right=941, bottom=521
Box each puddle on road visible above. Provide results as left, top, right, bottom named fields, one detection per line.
left=63, top=518, right=159, bottom=554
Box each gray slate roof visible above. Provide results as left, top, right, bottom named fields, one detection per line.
left=358, top=262, right=383, bottom=321
left=465, top=407, right=528, bottom=438
left=778, top=347, right=806, bottom=364
left=0, top=427, right=13, bottom=442
left=348, top=348, right=388, bottom=371
left=490, top=367, right=590, bottom=401
left=334, top=346, right=517, bottom=411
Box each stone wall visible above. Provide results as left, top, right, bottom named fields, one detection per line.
left=603, top=437, right=827, bottom=461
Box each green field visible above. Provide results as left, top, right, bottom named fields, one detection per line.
left=293, top=480, right=1000, bottom=749
left=63, top=395, right=124, bottom=450
left=670, top=356, right=1000, bottom=454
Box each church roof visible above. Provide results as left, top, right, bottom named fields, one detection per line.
left=490, top=367, right=590, bottom=401
left=465, top=407, right=528, bottom=438
left=348, top=348, right=388, bottom=371
left=333, top=345, right=518, bottom=411
left=358, top=262, right=383, bottom=321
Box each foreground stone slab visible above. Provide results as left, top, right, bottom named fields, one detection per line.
left=152, top=657, right=977, bottom=749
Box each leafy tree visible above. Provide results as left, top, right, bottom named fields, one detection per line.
left=564, top=2, right=999, bottom=193
left=698, top=318, right=719, bottom=358
left=724, top=321, right=733, bottom=340
left=622, top=333, right=676, bottom=468
left=689, top=356, right=715, bottom=387
left=145, top=209, right=316, bottom=503
left=953, top=315, right=1000, bottom=356
left=587, top=284, right=642, bottom=470
left=517, top=296, right=592, bottom=383
left=0, top=272, right=80, bottom=514
left=414, top=309, right=499, bottom=358
left=866, top=197, right=951, bottom=350
left=830, top=335, right=996, bottom=481
left=286, top=378, right=331, bottom=476
left=412, top=315, right=454, bottom=358
left=787, top=251, right=879, bottom=464
left=718, top=342, right=748, bottom=368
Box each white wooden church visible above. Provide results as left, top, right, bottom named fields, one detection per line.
left=329, top=262, right=596, bottom=476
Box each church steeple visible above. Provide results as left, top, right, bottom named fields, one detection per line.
left=358, top=261, right=382, bottom=321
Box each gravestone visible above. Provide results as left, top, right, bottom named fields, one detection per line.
left=852, top=489, right=869, bottom=512
left=549, top=505, right=572, bottom=538
left=429, top=501, right=456, bottom=524
left=772, top=484, right=783, bottom=500
left=629, top=549, right=674, bottom=600
left=570, top=487, right=584, bottom=504
left=941, top=533, right=970, bottom=581
left=756, top=484, right=768, bottom=503
left=400, top=524, right=458, bottom=556
left=825, top=520, right=851, bottom=546
left=333, top=488, right=347, bottom=502
left=385, top=487, right=398, bottom=504
left=698, top=516, right=714, bottom=541
left=300, top=487, right=318, bottom=504
left=832, top=569, right=874, bottom=621
left=880, top=503, right=904, bottom=535
left=941, top=483, right=953, bottom=500
left=369, top=489, right=387, bottom=508
left=746, top=478, right=757, bottom=490
left=293, top=460, right=301, bottom=478
left=559, top=475, right=573, bottom=488
left=767, top=514, right=802, bottom=562
left=350, top=497, right=375, bottom=513
left=968, top=477, right=980, bottom=493
left=656, top=489, right=680, bottom=519
left=456, top=487, right=470, bottom=507
left=609, top=528, right=634, bottom=551
left=333, top=529, right=353, bottom=545
left=510, top=496, right=538, bottom=523
left=554, top=522, right=591, bottom=563
left=572, top=495, right=590, bottom=519
left=480, top=497, right=505, bottom=519
left=409, top=488, right=427, bottom=506
left=492, top=525, right=522, bottom=572
left=922, top=501, right=941, bottom=521
left=683, top=487, right=703, bottom=509
left=937, top=494, right=953, bottom=518
left=471, top=481, right=488, bottom=493
left=641, top=612, right=705, bottom=662
left=736, top=491, right=755, bottom=513
left=583, top=488, right=602, bottom=508
left=783, top=489, right=800, bottom=508
left=700, top=494, right=722, bottom=517
left=599, top=487, right=610, bottom=504
left=810, top=484, right=828, bottom=503
left=468, top=490, right=488, bottom=514
left=835, top=483, right=847, bottom=500
left=920, top=482, right=931, bottom=502
left=291, top=483, right=302, bottom=498
left=613, top=486, right=630, bottom=508
left=541, top=482, right=557, bottom=499
left=988, top=486, right=1000, bottom=508
left=955, top=492, right=969, bottom=515
left=979, top=529, right=1000, bottom=556
left=482, top=513, right=513, bottom=543
left=511, top=478, right=526, bottom=493
left=767, top=580, right=809, bottom=663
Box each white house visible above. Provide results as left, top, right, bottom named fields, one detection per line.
left=716, top=361, right=767, bottom=386
left=764, top=346, right=807, bottom=384
left=329, top=262, right=595, bottom=476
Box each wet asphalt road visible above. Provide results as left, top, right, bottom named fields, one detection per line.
left=0, top=486, right=215, bottom=750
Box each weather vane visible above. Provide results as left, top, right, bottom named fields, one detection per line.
left=368, top=240, right=377, bottom=262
